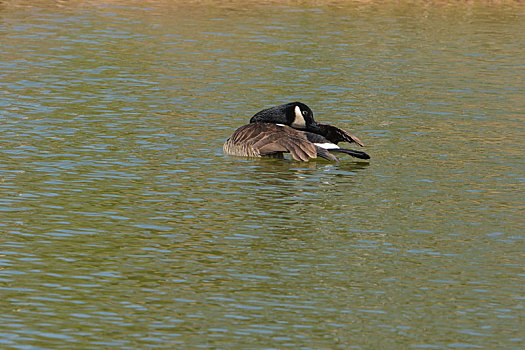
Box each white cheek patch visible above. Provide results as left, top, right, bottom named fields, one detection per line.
left=291, top=105, right=306, bottom=128
left=315, top=143, right=340, bottom=150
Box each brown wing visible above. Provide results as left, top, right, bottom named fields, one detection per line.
left=317, top=122, right=365, bottom=147
left=253, top=124, right=317, bottom=161
left=224, top=123, right=317, bottom=161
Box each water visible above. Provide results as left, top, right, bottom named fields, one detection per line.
left=1, top=1, right=524, bottom=348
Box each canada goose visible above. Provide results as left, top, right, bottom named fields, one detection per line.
left=223, top=102, right=370, bottom=162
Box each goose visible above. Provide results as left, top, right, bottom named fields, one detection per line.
left=223, top=102, right=370, bottom=162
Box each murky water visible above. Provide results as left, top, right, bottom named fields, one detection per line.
left=1, top=1, right=523, bottom=348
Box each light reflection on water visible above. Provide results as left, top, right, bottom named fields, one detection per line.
left=0, top=0, right=524, bottom=349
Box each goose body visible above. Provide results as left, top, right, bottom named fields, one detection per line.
left=223, top=102, right=370, bottom=162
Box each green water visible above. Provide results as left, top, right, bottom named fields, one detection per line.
left=0, top=1, right=523, bottom=348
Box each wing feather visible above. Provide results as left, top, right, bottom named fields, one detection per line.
left=317, top=122, right=365, bottom=147
left=225, top=123, right=317, bottom=161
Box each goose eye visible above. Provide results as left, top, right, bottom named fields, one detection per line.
left=302, top=110, right=308, bottom=117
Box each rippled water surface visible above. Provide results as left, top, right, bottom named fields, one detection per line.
left=1, top=0, right=524, bottom=348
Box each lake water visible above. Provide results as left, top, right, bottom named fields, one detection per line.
left=0, top=0, right=523, bottom=348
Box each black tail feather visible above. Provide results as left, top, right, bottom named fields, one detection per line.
left=331, top=148, right=370, bottom=160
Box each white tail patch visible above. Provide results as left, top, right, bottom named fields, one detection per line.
left=291, top=105, right=306, bottom=128
left=315, top=142, right=339, bottom=150
left=276, top=123, right=285, bottom=127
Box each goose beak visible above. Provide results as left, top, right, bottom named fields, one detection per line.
left=309, top=122, right=321, bottom=133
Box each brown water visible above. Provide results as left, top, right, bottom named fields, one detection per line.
left=0, top=1, right=524, bottom=348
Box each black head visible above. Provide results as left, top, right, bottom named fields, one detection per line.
left=249, top=102, right=320, bottom=132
